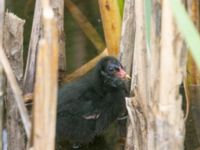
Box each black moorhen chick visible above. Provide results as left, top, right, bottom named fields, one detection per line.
left=56, top=56, right=129, bottom=149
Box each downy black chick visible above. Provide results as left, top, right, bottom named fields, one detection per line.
left=56, top=56, right=129, bottom=149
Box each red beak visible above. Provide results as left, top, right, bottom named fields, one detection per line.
left=116, top=67, right=131, bottom=80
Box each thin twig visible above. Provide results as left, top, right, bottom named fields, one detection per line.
left=183, top=78, right=190, bottom=121
left=64, top=0, right=105, bottom=53
left=63, top=48, right=108, bottom=83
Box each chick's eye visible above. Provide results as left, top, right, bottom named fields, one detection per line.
left=108, top=66, right=114, bottom=72
left=107, top=64, right=120, bottom=73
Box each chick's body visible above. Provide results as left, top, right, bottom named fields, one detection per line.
left=56, top=56, right=127, bottom=146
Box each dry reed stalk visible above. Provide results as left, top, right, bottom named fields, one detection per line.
left=0, top=37, right=31, bottom=139
left=33, top=2, right=59, bottom=149
left=0, top=1, right=5, bottom=149
left=119, top=0, right=135, bottom=77
left=124, top=0, right=186, bottom=149
left=0, top=66, right=5, bottom=150
left=23, top=0, right=66, bottom=96
left=122, top=0, right=148, bottom=149
left=98, top=0, right=122, bottom=56
left=148, top=0, right=162, bottom=149
left=131, top=0, right=148, bottom=117
left=154, top=1, right=185, bottom=149
left=3, top=12, right=28, bottom=150
left=23, top=0, right=42, bottom=95
left=0, top=10, right=31, bottom=139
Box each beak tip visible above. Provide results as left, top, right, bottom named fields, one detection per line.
left=125, top=74, right=131, bottom=80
